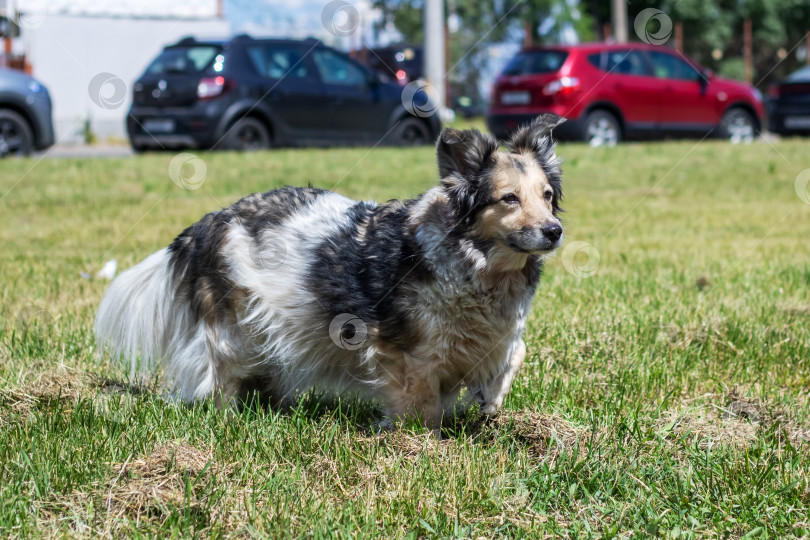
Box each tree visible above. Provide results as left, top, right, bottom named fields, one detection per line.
left=585, top=0, right=810, bottom=85
left=374, top=0, right=594, bottom=105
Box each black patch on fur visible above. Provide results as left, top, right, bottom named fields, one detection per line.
left=307, top=198, right=433, bottom=351
left=505, top=114, right=566, bottom=215
left=509, top=155, right=526, bottom=175
left=168, top=186, right=327, bottom=323
left=523, top=255, right=543, bottom=290
left=436, top=128, right=500, bottom=226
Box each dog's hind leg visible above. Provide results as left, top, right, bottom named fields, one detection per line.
left=470, top=338, right=526, bottom=416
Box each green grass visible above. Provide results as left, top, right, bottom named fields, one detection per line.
left=1, top=138, right=809, bottom=537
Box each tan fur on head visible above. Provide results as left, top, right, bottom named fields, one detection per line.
left=473, top=153, right=559, bottom=249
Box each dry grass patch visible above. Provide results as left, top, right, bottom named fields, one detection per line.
left=657, top=388, right=810, bottom=449
left=0, top=367, right=152, bottom=426
left=484, top=410, right=588, bottom=461
left=0, top=366, right=96, bottom=424
left=39, top=440, right=233, bottom=537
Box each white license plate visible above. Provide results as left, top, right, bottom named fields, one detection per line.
left=784, top=115, right=810, bottom=129
left=143, top=119, right=175, bottom=133
left=501, top=91, right=530, bottom=105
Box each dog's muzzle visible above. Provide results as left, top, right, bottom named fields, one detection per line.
left=506, top=223, right=563, bottom=253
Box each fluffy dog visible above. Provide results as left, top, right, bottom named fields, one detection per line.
left=96, top=114, right=565, bottom=429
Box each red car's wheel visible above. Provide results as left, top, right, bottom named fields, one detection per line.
left=719, top=107, right=757, bottom=143
left=582, top=110, right=621, bottom=147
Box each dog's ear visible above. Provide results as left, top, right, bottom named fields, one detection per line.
left=506, top=114, right=566, bottom=154
left=506, top=114, right=566, bottom=215
left=436, top=128, right=499, bottom=225
left=436, top=128, right=499, bottom=180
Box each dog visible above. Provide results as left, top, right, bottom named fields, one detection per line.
left=95, top=114, right=565, bottom=429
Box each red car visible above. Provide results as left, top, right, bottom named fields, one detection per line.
left=487, top=43, right=764, bottom=145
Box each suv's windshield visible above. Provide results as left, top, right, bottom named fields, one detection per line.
left=502, top=50, right=568, bottom=76
left=146, top=46, right=221, bottom=75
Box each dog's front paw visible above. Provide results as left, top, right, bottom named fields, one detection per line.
left=480, top=403, right=500, bottom=416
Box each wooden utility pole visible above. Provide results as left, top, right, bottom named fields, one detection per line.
left=611, top=0, right=628, bottom=43
left=743, top=19, right=752, bottom=84
left=674, top=22, right=683, bottom=53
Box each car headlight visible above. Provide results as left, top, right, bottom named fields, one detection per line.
left=28, top=81, right=42, bottom=93
left=751, top=88, right=763, bottom=103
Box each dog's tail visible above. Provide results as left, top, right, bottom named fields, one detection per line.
left=95, top=248, right=178, bottom=379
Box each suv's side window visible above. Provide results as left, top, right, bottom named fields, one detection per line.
left=605, top=50, right=651, bottom=76
left=312, top=49, right=368, bottom=87
left=648, top=51, right=702, bottom=81
left=247, top=45, right=312, bottom=80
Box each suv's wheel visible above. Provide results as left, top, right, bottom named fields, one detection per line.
left=719, top=107, right=756, bottom=143
left=0, top=109, right=34, bottom=157
left=583, top=110, right=620, bottom=147
left=390, top=118, right=430, bottom=146
left=223, top=117, right=270, bottom=151
left=130, top=142, right=149, bottom=154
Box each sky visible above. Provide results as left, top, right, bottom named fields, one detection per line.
left=223, top=0, right=388, bottom=49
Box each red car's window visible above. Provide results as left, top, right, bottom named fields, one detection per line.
left=605, top=50, right=651, bottom=76
left=648, top=51, right=701, bottom=82
left=501, top=51, right=568, bottom=76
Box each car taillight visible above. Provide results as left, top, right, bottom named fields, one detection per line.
left=197, top=76, right=229, bottom=99
left=766, top=84, right=780, bottom=100
left=542, top=76, right=580, bottom=97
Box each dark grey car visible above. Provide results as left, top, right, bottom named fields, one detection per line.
left=0, top=69, right=55, bottom=156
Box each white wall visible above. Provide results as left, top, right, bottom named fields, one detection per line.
left=12, top=0, right=220, bottom=18
left=24, top=14, right=230, bottom=143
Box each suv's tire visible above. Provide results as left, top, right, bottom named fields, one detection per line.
left=582, top=110, right=621, bottom=147
left=390, top=118, right=430, bottom=146
left=130, top=142, right=149, bottom=154
left=223, top=117, right=270, bottom=151
left=0, top=109, right=34, bottom=157
left=719, top=107, right=756, bottom=143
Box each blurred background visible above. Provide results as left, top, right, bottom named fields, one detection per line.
left=0, top=0, right=808, bottom=151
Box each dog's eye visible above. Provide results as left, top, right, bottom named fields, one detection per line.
left=501, top=193, right=520, bottom=205
left=543, top=190, right=553, bottom=202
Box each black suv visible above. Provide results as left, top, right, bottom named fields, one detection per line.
left=128, top=35, right=440, bottom=151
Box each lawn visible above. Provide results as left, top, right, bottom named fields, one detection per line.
left=1, top=136, right=809, bottom=538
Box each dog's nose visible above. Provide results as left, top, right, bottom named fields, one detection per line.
left=542, top=223, right=562, bottom=242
